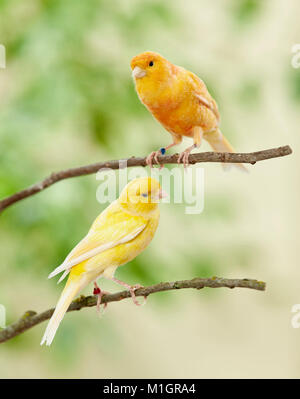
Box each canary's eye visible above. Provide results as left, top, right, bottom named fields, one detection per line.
left=141, top=193, right=148, bottom=198
left=149, top=61, right=154, bottom=67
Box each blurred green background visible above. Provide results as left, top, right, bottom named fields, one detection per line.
left=0, top=0, right=299, bottom=378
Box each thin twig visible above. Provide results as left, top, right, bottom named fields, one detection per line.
left=0, top=145, right=292, bottom=213
left=0, top=277, right=266, bottom=344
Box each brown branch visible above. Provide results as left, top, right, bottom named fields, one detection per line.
left=0, top=276, right=266, bottom=344
left=0, top=145, right=292, bottom=213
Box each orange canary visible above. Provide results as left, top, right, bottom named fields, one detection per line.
left=131, top=51, right=245, bottom=170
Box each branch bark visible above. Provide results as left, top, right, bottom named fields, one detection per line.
left=0, top=145, right=292, bottom=213
left=0, top=277, right=266, bottom=344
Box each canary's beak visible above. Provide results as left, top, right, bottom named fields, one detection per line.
left=150, top=188, right=168, bottom=202
left=132, top=66, right=146, bottom=79
left=159, top=188, right=168, bottom=199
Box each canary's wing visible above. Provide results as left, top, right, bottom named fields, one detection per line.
left=48, top=209, right=147, bottom=280
left=186, top=70, right=220, bottom=123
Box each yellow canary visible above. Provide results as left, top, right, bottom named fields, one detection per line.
left=41, top=177, right=165, bottom=346
left=131, top=51, right=245, bottom=170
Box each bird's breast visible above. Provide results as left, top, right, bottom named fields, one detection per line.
left=146, top=92, right=202, bottom=136
left=136, top=70, right=218, bottom=136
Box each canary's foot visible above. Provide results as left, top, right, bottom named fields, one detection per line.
left=177, top=150, right=191, bottom=168
left=109, top=278, right=147, bottom=306
left=93, top=282, right=109, bottom=314
left=146, top=148, right=165, bottom=169
left=146, top=150, right=160, bottom=168
left=177, top=145, right=196, bottom=168
left=130, top=284, right=147, bottom=306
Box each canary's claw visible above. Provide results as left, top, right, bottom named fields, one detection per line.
left=177, top=143, right=197, bottom=169
left=129, top=284, right=147, bottom=306
left=146, top=151, right=161, bottom=168
left=107, top=277, right=147, bottom=306
left=177, top=150, right=191, bottom=168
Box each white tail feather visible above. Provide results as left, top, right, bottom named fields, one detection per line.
left=40, top=281, right=81, bottom=346
left=57, top=270, right=69, bottom=284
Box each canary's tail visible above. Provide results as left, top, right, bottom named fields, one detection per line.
left=41, top=278, right=82, bottom=346
left=204, top=128, right=247, bottom=172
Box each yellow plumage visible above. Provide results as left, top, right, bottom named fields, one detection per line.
left=41, top=177, right=163, bottom=346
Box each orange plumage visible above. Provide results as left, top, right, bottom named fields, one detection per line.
left=131, top=51, right=245, bottom=170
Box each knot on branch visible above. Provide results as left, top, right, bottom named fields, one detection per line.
left=21, top=311, right=37, bottom=320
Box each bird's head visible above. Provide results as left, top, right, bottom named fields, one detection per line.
left=119, top=177, right=167, bottom=217
left=131, top=51, right=172, bottom=84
